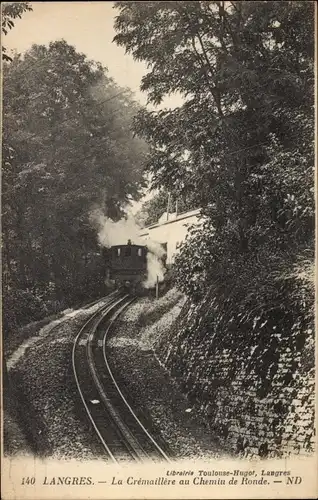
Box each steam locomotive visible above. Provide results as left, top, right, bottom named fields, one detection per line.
left=103, top=239, right=150, bottom=294
left=102, top=239, right=169, bottom=294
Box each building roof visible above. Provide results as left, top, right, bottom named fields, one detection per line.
left=140, top=208, right=201, bottom=235
left=110, top=243, right=146, bottom=248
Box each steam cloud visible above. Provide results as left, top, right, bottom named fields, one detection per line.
left=90, top=208, right=166, bottom=288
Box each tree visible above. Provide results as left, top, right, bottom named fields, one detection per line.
left=3, top=40, right=148, bottom=332
left=2, top=2, right=32, bottom=61
left=114, top=2, right=315, bottom=451
left=136, top=189, right=198, bottom=227
left=114, top=0, right=314, bottom=297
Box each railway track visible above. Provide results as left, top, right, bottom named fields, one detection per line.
left=72, top=291, right=170, bottom=463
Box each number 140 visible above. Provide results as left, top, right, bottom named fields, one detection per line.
left=21, top=477, right=35, bottom=485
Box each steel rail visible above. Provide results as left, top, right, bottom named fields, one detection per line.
left=102, top=301, right=171, bottom=463
left=87, top=295, right=146, bottom=462
left=72, top=290, right=121, bottom=462
left=73, top=291, right=170, bottom=463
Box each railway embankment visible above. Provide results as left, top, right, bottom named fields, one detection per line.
left=154, top=272, right=315, bottom=459
left=108, top=288, right=230, bottom=460
left=5, top=289, right=227, bottom=461
left=4, top=276, right=314, bottom=461
left=4, top=300, right=112, bottom=459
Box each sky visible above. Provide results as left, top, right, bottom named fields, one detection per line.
left=4, top=1, right=182, bottom=214
left=4, top=2, right=183, bottom=109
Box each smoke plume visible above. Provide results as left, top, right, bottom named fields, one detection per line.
left=90, top=208, right=166, bottom=288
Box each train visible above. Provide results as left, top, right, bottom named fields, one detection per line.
left=102, top=239, right=167, bottom=294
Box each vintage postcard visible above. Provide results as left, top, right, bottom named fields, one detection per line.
left=1, top=1, right=317, bottom=499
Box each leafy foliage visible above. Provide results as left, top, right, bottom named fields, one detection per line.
left=114, top=4, right=315, bottom=452
left=136, top=189, right=197, bottom=227
left=3, top=41, right=148, bottom=334
left=114, top=0, right=314, bottom=296
left=2, top=2, right=32, bottom=61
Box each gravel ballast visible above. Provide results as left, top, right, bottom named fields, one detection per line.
left=5, top=299, right=113, bottom=460
left=5, top=290, right=229, bottom=461
left=108, top=289, right=229, bottom=460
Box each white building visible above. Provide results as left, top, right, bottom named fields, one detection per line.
left=139, top=208, right=201, bottom=264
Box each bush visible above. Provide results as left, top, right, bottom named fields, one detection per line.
left=3, top=288, right=49, bottom=338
